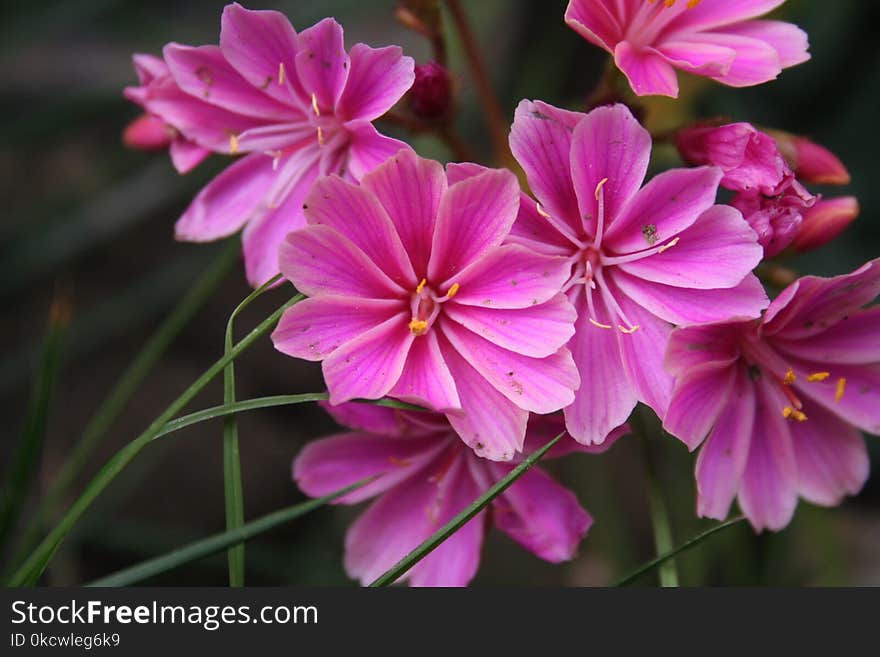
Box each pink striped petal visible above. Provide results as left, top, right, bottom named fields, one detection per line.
left=489, top=462, right=592, bottom=562
left=657, top=40, right=735, bottom=77
left=617, top=205, right=763, bottom=289
left=361, top=149, right=446, bottom=277
left=564, top=0, right=622, bottom=52
left=294, top=18, right=350, bottom=112
left=450, top=244, right=572, bottom=310
left=427, top=168, right=520, bottom=284
left=271, top=295, right=404, bottom=361
left=696, top=33, right=782, bottom=87
left=344, top=120, right=411, bottom=180
left=772, top=306, right=880, bottom=365
left=716, top=20, right=810, bottom=69
left=670, top=1, right=787, bottom=32
left=788, top=359, right=880, bottom=436
left=337, top=44, right=414, bottom=121
left=440, top=318, right=579, bottom=415
left=444, top=294, right=576, bottom=359
left=604, top=166, right=722, bottom=253
left=389, top=330, right=461, bottom=411
left=613, top=42, right=680, bottom=98
left=695, top=365, right=755, bottom=520
left=278, top=225, right=403, bottom=298
left=665, top=361, right=738, bottom=451
left=169, top=139, right=210, bottom=173
left=323, top=314, right=414, bottom=404
left=665, top=322, right=746, bottom=378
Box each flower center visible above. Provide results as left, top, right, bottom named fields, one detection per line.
left=408, top=279, right=460, bottom=336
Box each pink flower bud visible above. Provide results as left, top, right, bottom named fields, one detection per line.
left=123, top=114, right=174, bottom=151
left=676, top=123, right=788, bottom=195
left=732, top=177, right=817, bottom=257
left=792, top=196, right=860, bottom=252
left=783, top=135, right=851, bottom=186
left=409, top=61, right=451, bottom=120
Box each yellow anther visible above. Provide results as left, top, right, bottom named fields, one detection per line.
left=807, top=371, right=830, bottom=382
left=447, top=282, right=460, bottom=299
left=782, top=406, right=793, bottom=419
left=618, top=324, right=640, bottom=334
left=536, top=202, right=551, bottom=219
left=835, top=377, right=846, bottom=402
left=657, top=237, right=680, bottom=254
left=408, top=318, right=429, bottom=336
left=589, top=318, right=613, bottom=329
left=782, top=406, right=808, bottom=422
left=229, top=133, right=239, bottom=154
left=783, top=368, right=796, bottom=385
left=688, top=0, right=702, bottom=7
left=594, top=177, right=609, bottom=201
left=278, top=61, right=286, bottom=86
left=311, top=92, right=321, bottom=116
left=317, top=126, right=325, bottom=145
left=416, top=278, right=427, bottom=294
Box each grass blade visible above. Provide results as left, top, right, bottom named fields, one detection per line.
left=369, top=431, right=565, bottom=587
left=86, top=476, right=374, bottom=587
left=0, top=295, right=70, bottom=552
left=614, top=516, right=747, bottom=587
left=6, top=293, right=303, bottom=587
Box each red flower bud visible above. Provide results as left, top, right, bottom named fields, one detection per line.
left=792, top=196, right=860, bottom=252
left=123, top=113, right=174, bottom=151
left=409, top=61, right=451, bottom=120
left=772, top=131, right=851, bottom=186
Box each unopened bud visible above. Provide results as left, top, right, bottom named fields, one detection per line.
left=409, top=61, right=452, bottom=120
left=792, top=196, right=859, bottom=252
left=123, top=114, right=174, bottom=151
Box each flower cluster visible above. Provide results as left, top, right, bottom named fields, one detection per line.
left=123, top=2, right=877, bottom=585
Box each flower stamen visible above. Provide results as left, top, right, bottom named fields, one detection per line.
left=278, top=62, right=286, bottom=86
left=835, top=377, right=846, bottom=402
left=229, top=133, right=239, bottom=154
left=807, top=371, right=830, bottom=382
left=783, top=368, right=796, bottom=385
left=446, top=282, right=460, bottom=299
left=311, top=92, right=321, bottom=117
left=782, top=406, right=808, bottom=422
left=408, top=318, right=429, bottom=336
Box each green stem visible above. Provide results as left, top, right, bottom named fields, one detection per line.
left=614, top=516, right=746, bottom=587
left=12, top=242, right=237, bottom=564
left=86, top=476, right=375, bottom=587
left=369, top=431, right=565, bottom=587
left=6, top=293, right=302, bottom=587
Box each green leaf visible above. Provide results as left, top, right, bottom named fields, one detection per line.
left=86, top=476, right=375, bottom=587
left=6, top=292, right=303, bottom=587
left=369, top=431, right=565, bottom=587
left=614, top=516, right=747, bottom=587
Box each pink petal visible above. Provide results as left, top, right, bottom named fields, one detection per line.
left=389, top=330, right=461, bottom=411
left=293, top=431, right=445, bottom=504
left=665, top=361, right=738, bottom=451
left=304, top=175, right=416, bottom=288
left=344, top=119, right=411, bottom=180
left=665, top=322, right=745, bottom=378
left=294, top=18, right=350, bottom=112
left=444, top=294, right=576, bottom=359
left=163, top=43, right=294, bottom=119
left=617, top=205, right=763, bottom=289
left=773, top=307, right=880, bottom=365
left=279, top=224, right=404, bottom=298
left=440, top=318, right=579, bottom=415
left=564, top=0, right=622, bottom=52
left=132, top=52, right=168, bottom=84
left=450, top=244, right=573, bottom=310
left=569, top=103, right=652, bottom=236
left=695, top=365, right=755, bottom=520
left=233, top=122, right=314, bottom=153
left=788, top=359, right=880, bottom=436
left=670, top=1, right=787, bottom=32
left=175, top=152, right=275, bottom=242
left=509, top=100, right=583, bottom=240
left=321, top=401, right=434, bottom=436
left=603, top=166, right=722, bottom=254
left=657, top=40, right=736, bottom=77
left=738, top=375, right=798, bottom=532
left=272, top=295, right=404, bottom=361
left=219, top=3, right=303, bottom=105
left=323, top=314, right=414, bottom=404
left=613, top=42, right=680, bottom=98
left=716, top=19, right=810, bottom=69
left=361, top=149, right=446, bottom=277
left=440, top=338, right=529, bottom=462
left=564, top=293, right=638, bottom=445
left=611, top=269, right=768, bottom=326
left=522, top=415, right=630, bottom=459
left=793, top=401, right=869, bottom=507
left=489, top=462, right=592, bottom=562
left=169, top=138, right=210, bottom=173
left=337, top=43, right=415, bottom=121
left=694, top=33, right=782, bottom=87
left=427, top=168, right=520, bottom=284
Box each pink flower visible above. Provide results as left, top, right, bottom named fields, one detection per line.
left=509, top=101, right=767, bottom=445
left=123, top=53, right=213, bottom=173
left=774, top=132, right=851, bottom=186
left=294, top=403, right=625, bottom=586
left=272, top=148, right=580, bottom=461
left=565, top=0, right=810, bottom=97
left=135, top=3, right=415, bottom=286
left=792, top=197, right=860, bottom=253
left=730, top=176, right=816, bottom=257
left=663, top=260, right=880, bottom=531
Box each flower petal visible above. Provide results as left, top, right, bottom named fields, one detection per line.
left=665, top=322, right=745, bottom=378
left=789, top=360, right=880, bottom=436
left=294, top=18, right=350, bottom=112
left=695, top=32, right=782, bottom=87
left=389, top=330, right=461, bottom=411
left=665, top=361, right=738, bottom=451
left=716, top=19, right=810, bottom=69
left=564, top=0, right=623, bottom=52
left=670, top=1, right=787, bottom=32
left=169, top=139, right=210, bottom=173
left=337, top=43, right=415, bottom=121
left=344, top=119, right=411, bottom=180
left=613, top=42, right=680, bottom=98
left=773, top=306, right=880, bottom=365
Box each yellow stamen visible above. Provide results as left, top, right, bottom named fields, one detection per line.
left=782, top=406, right=808, bottom=422
left=657, top=237, right=680, bottom=254
left=688, top=0, right=702, bottom=7
left=416, top=278, right=427, bottom=294
left=835, top=377, right=846, bottom=402
left=618, top=324, right=640, bottom=334
left=594, top=177, right=609, bottom=201
left=589, top=318, right=613, bottom=329
left=447, top=282, right=460, bottom=299
left=807, top=371, right=830, bottom=382
left=229, top=133, right=239, bottom=154
left=311, top=92, right=321, bottom=116
left=317, top=126, right=325, bottom=145
left=278, top=62, right=286, bottom=86
left=783, top=368, right=796, bottom=385
left=536, top=202, right=551, bottom=219
left=408, top=318, right=429, bottom=336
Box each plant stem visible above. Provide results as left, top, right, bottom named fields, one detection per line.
left=444, top=0, right=513, bottom=167
left=6, top=293, right=302, bottom=587
left=12, top=242, right=237, bottom=564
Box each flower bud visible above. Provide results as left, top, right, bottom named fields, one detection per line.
left=792, top=196, right=859, bottom=252
left=409, top=61, right=452, bottom=120
left=774, top=133, right=851, bottom=186
left=732, top=178, right=816, bottom=257
left=123, top=113, right=174, bottom=150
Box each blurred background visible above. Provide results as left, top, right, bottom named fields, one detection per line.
left=1, top=0, right=878, bottom=586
